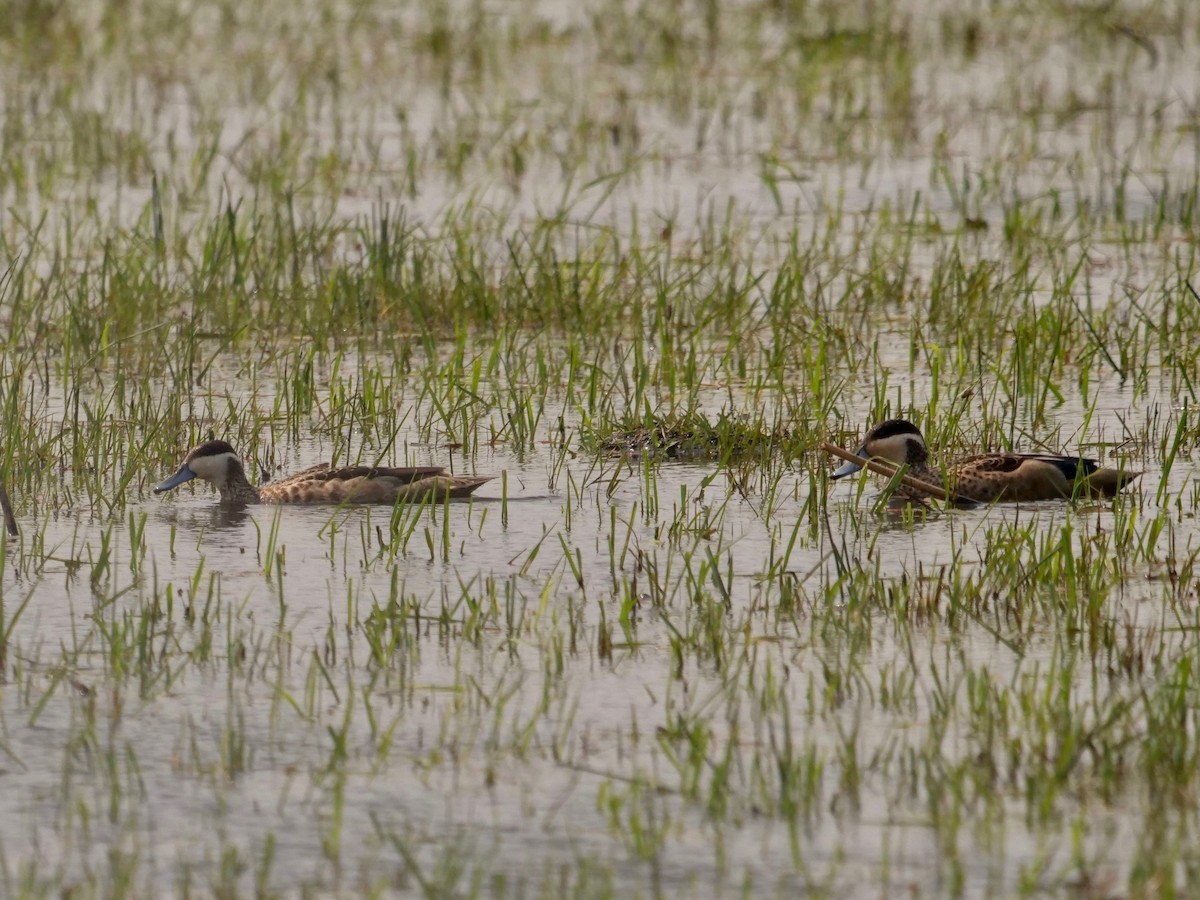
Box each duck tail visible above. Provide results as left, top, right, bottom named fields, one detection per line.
left=1083, top=467, right=1140, bottom=497
left=442, top=475, right=495, bottom=498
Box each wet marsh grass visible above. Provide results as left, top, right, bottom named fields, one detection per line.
left=0, top=0, right=1198, bottom=896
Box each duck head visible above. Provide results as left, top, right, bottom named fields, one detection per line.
left=154, top=440, right=245, bottom=493
left=831, top=419, right=930, bottom=479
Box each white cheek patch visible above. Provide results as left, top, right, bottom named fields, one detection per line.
left=186, top=451, right=238, bottom=485
left=871, top=434, right=910, bottom=464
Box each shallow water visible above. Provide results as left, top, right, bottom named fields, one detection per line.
left=1, top=0, right=1199, bottom=895
left=0, top=366, right=1185, bottom=895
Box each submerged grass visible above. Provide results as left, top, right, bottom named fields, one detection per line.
left=0, top=0, right=1197, bottom=896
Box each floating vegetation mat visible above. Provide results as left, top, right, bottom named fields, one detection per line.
left=586, top=412, right=802, bottom=462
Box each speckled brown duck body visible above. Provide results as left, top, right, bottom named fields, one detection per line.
left=154, top=440, right=493, bottom=506
left=831, top=419, right=1139, bottom=504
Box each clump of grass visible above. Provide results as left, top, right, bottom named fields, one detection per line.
left=582, top=409, right=806, bottom=463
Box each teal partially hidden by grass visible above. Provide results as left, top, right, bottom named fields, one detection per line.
left=154, top=439, right=493, bottom=506
left=832, top=418, right=1140, bottom=503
